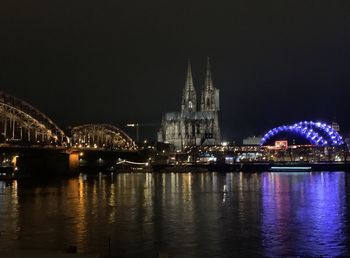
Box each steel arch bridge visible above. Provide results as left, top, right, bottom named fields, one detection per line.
left=71, top=124, right=136, bottom=150
left=260, top=121, right=344, bottom=147
left=0, top=91, right=66, bottom=145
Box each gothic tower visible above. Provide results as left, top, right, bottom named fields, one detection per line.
left=201, top=57, right=220, bottom=112
left=158, top=58, right=221, bottom=149
left=200, top=56, right=221, bottom=144
left=181, top=59, right=197, bottom=113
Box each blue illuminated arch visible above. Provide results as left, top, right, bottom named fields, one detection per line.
left=260, top=121, right=344, bottom=146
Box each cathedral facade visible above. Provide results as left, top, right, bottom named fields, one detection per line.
left=157, top=58, right=221, bottom=150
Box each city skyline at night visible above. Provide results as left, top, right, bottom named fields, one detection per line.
left=0, top=1, right=348, bottom=142
left=1, top=1, right=350, bottom=257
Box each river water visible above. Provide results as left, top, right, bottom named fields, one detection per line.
left=0, top=172, right=349, bottom=257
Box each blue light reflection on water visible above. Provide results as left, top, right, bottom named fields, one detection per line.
left=261, top=172, right=347, bottom=256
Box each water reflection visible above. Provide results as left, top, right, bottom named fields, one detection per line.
left=0, top=172, right=348, bottom=256
left=0, top=180, right=19, bottom=249
left=261, top=172, right=347, bottom=256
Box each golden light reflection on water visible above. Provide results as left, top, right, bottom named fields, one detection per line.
left=109, top=179, right=116, bottom=224
left=2, top=180, right=19, bottom=246
left=76, top=175, right=88, bottom=251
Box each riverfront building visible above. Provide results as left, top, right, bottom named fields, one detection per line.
left=243, top=136, right=262, bottom=145
left=157, top=58, right=221, bottom=150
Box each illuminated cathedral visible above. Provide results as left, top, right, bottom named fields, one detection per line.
left=157, top=58, right=221, bottom=150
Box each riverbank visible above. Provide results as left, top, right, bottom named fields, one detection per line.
left=1, top=162, right=350, bottom=180
left=151, top=162, right=350, bottom=172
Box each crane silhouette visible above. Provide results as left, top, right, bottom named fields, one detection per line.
left=126, top=123, right=160, bottom=143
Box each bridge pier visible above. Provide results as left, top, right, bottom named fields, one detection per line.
left=16, top=150, right=79, bottom=177
left=69, top=152, right=80, bottom=174
left=0, top=147, right=79, bottom=178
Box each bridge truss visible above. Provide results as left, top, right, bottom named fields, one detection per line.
left=71, top=124, right=136, bottom=150
left=0, top=91, right=66, bottom=145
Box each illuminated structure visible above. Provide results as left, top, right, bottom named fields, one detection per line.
left=260, top=121, right=344, bottom=147
left=0, top=91, right=136, bottom=151
left=71, top=124, right=136, bottom=150
left=157, top=58, right=221, bottom=150
left=0, top=91, right=66, bottom=145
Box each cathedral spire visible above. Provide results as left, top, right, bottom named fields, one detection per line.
left=201, top=56, right=219, bottom=112
left=182, top=58, right=197, bottom=112
left=185, top=59, right=194, bottom=91
left=204, top=56, right=213, bottom=90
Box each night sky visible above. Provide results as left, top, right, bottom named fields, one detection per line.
left=0, top=0, right=349, bottom=142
